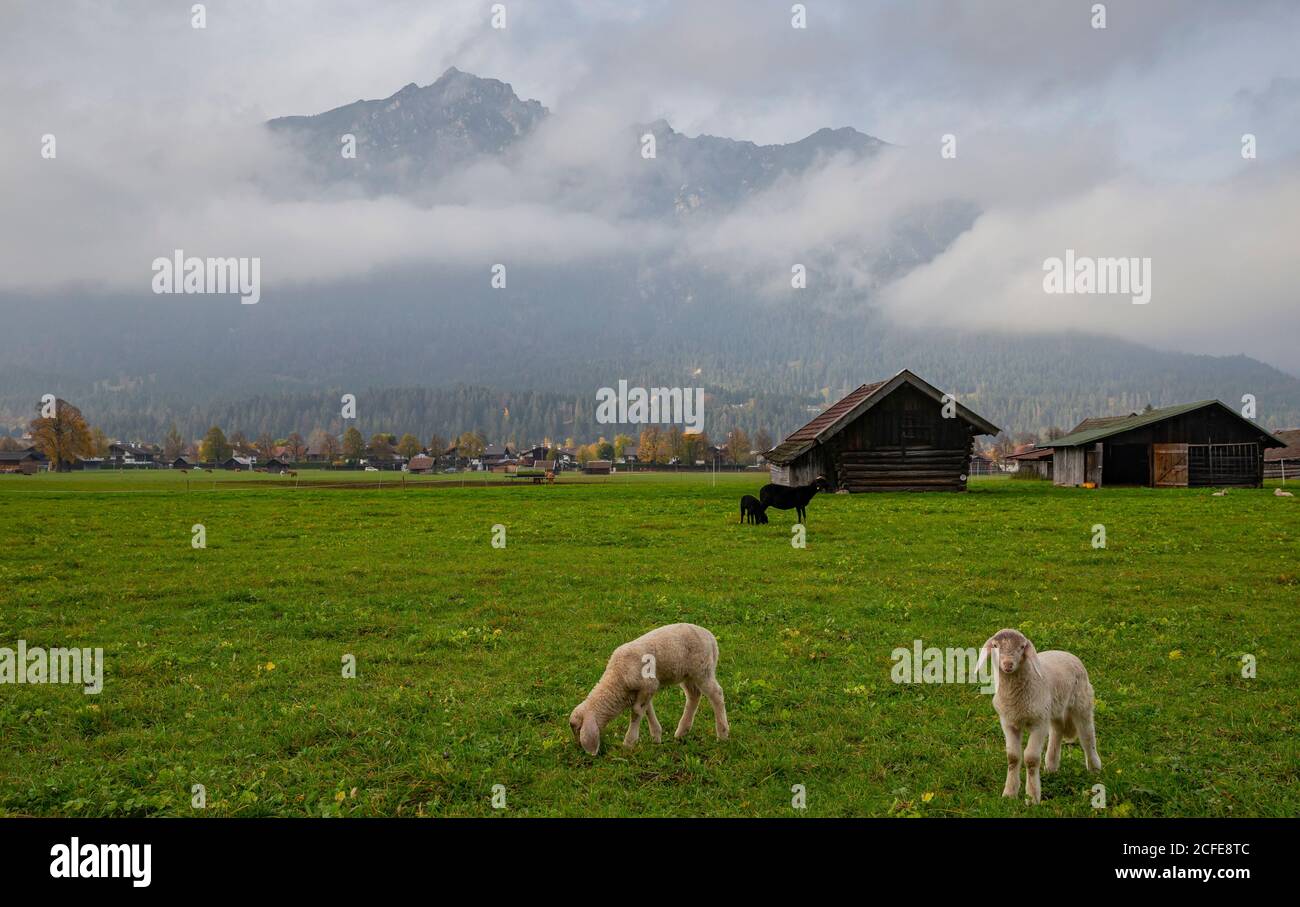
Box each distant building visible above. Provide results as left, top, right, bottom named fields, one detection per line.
left=407, top=454, right=435, bottom=474
left=221, top=456, right=254, bottom=471
left=1005, top=447, right=1054, bottom=480
left=1042, top=401, right=1285, bottom=487
left=0, top=449, right=46, bottom=475
left=584, top=459, right=612, bottom=475
left=481, top=444, right=515, bottom=467
left=519, top=445, right=550, bottom=466
left=107, top=443, right=158, bottom=469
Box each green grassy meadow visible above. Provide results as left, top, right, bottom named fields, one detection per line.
left=0, top=470, right=1296, bottom=817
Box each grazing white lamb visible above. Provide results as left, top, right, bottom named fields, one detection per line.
left=974, top=628, right=1101, bottom=804
left=569, top=623, right=728, bottom=755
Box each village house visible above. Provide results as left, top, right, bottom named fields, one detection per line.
left=106, top=443, right=158, bottom=468
left=407, top=454, right=435, bottom=474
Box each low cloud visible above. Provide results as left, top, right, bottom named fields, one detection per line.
left=2, top=0, right=1298, bottom=373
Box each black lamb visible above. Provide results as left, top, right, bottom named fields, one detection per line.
left=758, top=476, right=831, bottom=523
left=739, top=494, right=768, bottom=524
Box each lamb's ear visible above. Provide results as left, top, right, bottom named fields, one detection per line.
left=579, top=716, right=601, bottom=755
left=1025, top=640, right=1044, bottom=679
left=973, top=637, right=996, bottom=677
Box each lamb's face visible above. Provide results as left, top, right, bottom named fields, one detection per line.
left=569, top=703, right=600, bottom=754
left=992, top=630, right=1031, bottom=674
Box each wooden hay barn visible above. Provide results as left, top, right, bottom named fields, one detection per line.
left=1043, top=401, right=1285, bottom=488
left=0, top=449, right=46, bottom=475
left=764, top=369, right=1000, bottom=493
left=1264, top=429, right=1300, bottom=480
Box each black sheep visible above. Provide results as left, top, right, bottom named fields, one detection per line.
left=739, top=494, right=768, bottom=524
left=758, top=476, right=831, bottom=523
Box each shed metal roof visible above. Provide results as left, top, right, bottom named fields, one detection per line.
left=1042, top=400, right=1286, bottom=449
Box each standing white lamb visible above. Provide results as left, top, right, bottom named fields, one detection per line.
left=974, top=628, right=1101, bottom=804
left=569, top=623, right=729, bottom=755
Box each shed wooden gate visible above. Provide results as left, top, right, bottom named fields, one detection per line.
left=1153, top=443, right=1189, bottom=486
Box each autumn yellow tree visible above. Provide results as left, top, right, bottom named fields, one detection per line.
left=89, top=426, right=111, bottom=458
left=285, top=431, right=307, bottom=462
left=163, top=424, right=185, bottom=461
left=200, top=426, right=231, bottom=463
left=29, top=398, right=93, bottom=471
left=456, top=431, right=485, bottom=460
left=397, top=433, right=421, bottom=461
left=342, top=427, right=365, bottom=462
left=725, top=428, right=752, bottom=465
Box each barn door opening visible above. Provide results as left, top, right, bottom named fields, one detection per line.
left=1153, top=443, right=1189, bottom=486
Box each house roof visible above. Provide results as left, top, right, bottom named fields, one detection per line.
left=765, top=369, right=1001, bottom=466
left=1042, top=400, right=1287, bottom=449
left=110, top=443, right=153, bottom=457
left=408, top=454, right=434, bottom=468
left=0, top=449, right=43, bottom=462
left=1006, top=447, right=1054, bottom=461
left=1264, top=428, right=1300, bottom=461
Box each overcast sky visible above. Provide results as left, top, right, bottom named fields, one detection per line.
left=3, top=0, right=1299, bottom=371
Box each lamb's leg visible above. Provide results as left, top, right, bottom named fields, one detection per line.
left=1024, top=726, right=1047, bottom=804
left=1078, top=711, right=1102, bottom=772
left=675, top=681, right=701, bottom=739
left=1001, top=719, right=1022, bottom=798
left=1045, top=722, right=1063, bottom=774
left=702, top=677, right=729, bottom=740
left=646, top=697, right=662, bottom=743
left=623, top=691, right=650, bottom=748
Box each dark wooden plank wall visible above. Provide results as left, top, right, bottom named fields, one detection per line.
left=820, top=384, right=974, bottom=492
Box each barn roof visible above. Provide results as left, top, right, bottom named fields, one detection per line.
left=1069, top=414, right=1135, bottom=434
left=1264, top=428, right=1300, bottom=461
left=1006, top=447, right=1054, bottom=461
left=765, top=369, right=1001, bottom=466
left=1043, top=400, right=1287, bottom=449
